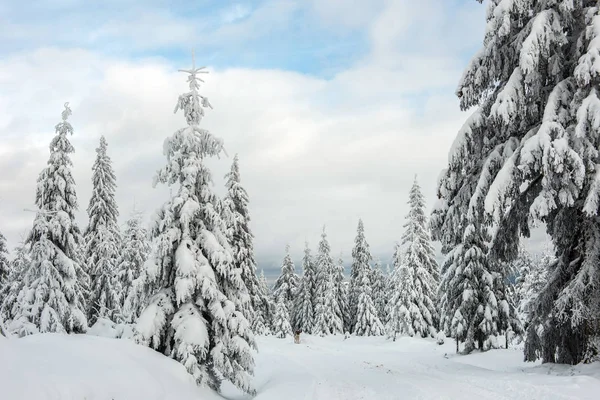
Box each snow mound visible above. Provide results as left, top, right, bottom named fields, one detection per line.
left=0, top=333, right=222, bottom=400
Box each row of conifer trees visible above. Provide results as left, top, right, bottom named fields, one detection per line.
left=0, top=62, right=262, bottom=395
left=259, top=179, right=441, bottom=341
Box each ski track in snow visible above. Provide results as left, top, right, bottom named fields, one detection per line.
left=221, top=335, right=600, bottom=400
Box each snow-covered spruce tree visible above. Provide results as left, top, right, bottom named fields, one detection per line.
left=349, top=219, right=372, bottom=332
left=333, top=253, right=349, bottom=331
left=294, top=242, right=316, bottom=333
left=224, top=154, right=267, bottom=332
left=85, top=136, right=121, bottom=325
left=272, top=245, right=299, bottom=325
left=313, top=227, right=344, bottom=335
left=520, top=246, right=552, bottom=322
left=313, top=271, right=344, bottom=336
left=0, top=231, right=9, bottom=287
left=116, top=211, right=151, bottom=323
left=257, top=269, right=275, bottom=334
left=437, top=218, right=507, bottom=352
left=387, top=246, right=416, bottom=340
left=353, top=264, right=384, bottom=337
left=509, top=245, right=534, bottom=316
left=134, top=59, right=256, bottom=394
left=0, top=242, right=29, bottom=326
left=402, top=178, right=439, bottom=336
left=11, top=103, right=88, bottom=335
left=273, top=293, right=292, bottom=338
left=523, top=248, right=553, bottom=362
left=434, top=0, right=600, bottom=363
left=370, top=258, right=387, bottom=323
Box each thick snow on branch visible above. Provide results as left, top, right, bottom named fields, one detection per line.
left=583, top=165, right=600, bottom=216
left=490, top=68, right=524, bottom=125
left=448, top=110, right=485, bottom=167
left=520, top=10, right=565, bottom=77
left=574, top=10, right=600, bottom=87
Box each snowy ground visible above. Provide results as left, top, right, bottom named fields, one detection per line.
left=0, top=334, right=221, bottom=400
left=2, top=333, right=599, bottom=400
left=223, top=335, right=600, bottom=400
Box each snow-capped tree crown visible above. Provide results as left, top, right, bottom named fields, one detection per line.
left=86, top=136, right=119, bottom=235
left=13, top=103, right=88, bottom=336
left=85, top=136, right=121, bottom=325
left=136, top=56, right=255, bottom=395
left=273, top=245, right=299, bottom=309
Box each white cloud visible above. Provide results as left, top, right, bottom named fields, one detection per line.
left=0, top=48, right=470, bottom=266
left=1, top=0, right=544, bottom=272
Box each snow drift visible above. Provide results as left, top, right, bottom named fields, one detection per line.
left=0, top=333, right=222, bottom=400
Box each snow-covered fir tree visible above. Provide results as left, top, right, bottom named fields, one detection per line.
left=353, top=264, right=384, bottom=336
left=224, top=154, right=267, bottom=332
left=523, top=246, right=553, bottom=361
left=0, top=242, right=29, bottom=327
left=256, top=269, right=274, bottom=334
left=370, top=258, right=387, bottom=323
left=313, top=227, right=344, bottom=335
left=350, top=219, right=378, bottom=333
left=134, top=58, right=256, bottom=394
left=294, top=242, right=316, bottom=333
left=0, top=231, right=9, bottom=287
left=400, top=178, right=439, bottom=337
left=250, top=272, right=269, bottom=335
left=313, top=272, right=344, bottom=336
left=387, top=245, right=417, bottom=340
left=334, top=253, right=349, bottom=331
left=509, top=245, right=534, bottom=316
left=273, top=293, right=292, bottom=339
left=85, top=136, right=121, bottom=326
left=519, top=246, right=551, bottom=321
left=117, top=211, right=151, bottom=323
left=432, top=0, right=600, bottom=363
left=438, top=220, right=507, bottom=352
left=272, top=245, right=299, bottom=324
left=11, top=103, right=88, bottom=335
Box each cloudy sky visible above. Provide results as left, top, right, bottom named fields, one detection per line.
left=0, top=0, right=547, bottom=278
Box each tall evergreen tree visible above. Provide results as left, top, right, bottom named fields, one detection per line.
left=0, top=242, right=29, bottom=328
left=224, top=154, right=265, bottom=331
left=11, top=103, right=88, bottom=335
left=349, top=219, right=374, bottom=332
left=117, top=211, right=151, bottom=323
left=313, top=271, right=344, bottom=336
left=400, top=178, right=439, bottom=337
left=353, top=264, right=384, bottom=336
left=134, top=58, right=255, bottom=395
left=387, top=246, right=416, bottom=340
left=313, top=227, right=344, bottom=335
left=333, top=253, right=349, bottom=332
left=519, top=247, right=552, bottom=321
left=85, top=136, right=121, bottom=326
left=0, top=231, right=9, bottom=287
left=273, top=293, right=292, bottom=339
left=294, top=243, right=316, bottom=333
left=256, top=269, right=274, bottom=334
left=509, top=245, right=534, bottom=317
left=370, top=258, right=387, bottom=323
left=437, top=221, right=506, bottom=352
left=272, top=245, right=299, bottom=321
left=432, top=0, right=600, bottom=363
left=523, top=247, right=553, bottom=362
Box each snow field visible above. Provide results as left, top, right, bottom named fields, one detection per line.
left=223, top=334, right=600, bottom=400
